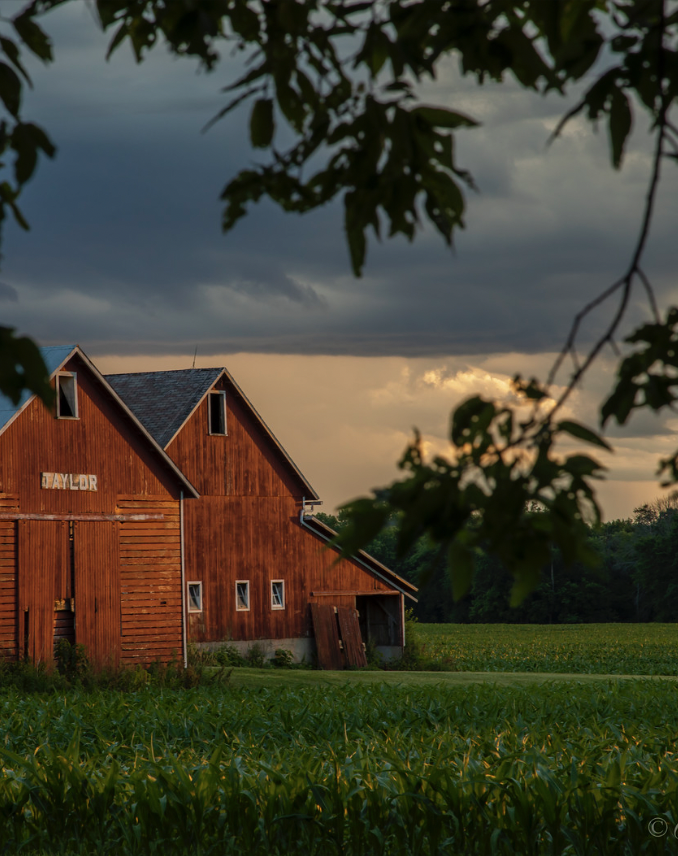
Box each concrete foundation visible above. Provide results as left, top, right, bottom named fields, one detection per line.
left=195, top=637, right=315, bottom=664
left=194, top=638, right=404, bottom=666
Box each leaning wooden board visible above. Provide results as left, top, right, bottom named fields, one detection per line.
left=337, top=606, right=367, bottom=668
left=310, top=603, right=343, bottom=670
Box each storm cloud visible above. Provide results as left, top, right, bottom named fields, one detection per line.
left=3, top=2, right=677, bottom=518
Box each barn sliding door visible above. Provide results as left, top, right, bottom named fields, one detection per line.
left=74, top=521, right=120, bottom=667
left=18, top=520, right=69, bottom=664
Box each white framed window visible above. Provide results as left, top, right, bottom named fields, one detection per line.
left=235, top=580, right=250, bottom=611
left=56, top=372, right=78, bottom=419
left=208, top=391, right=226, bottom=435
left=187, top=582, right=202, bottom=612
left=271, top=580, right=285, bottom=610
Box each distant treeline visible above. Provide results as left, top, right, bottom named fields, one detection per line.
left=316, top=497, right=678, bottom=624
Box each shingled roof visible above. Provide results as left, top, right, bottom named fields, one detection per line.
left=106, top=369, right=222, bottom=448
left=107, top=367, right=319, bottom=499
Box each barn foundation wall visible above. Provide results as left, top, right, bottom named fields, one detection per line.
left=194, top=637, right=314, bottom=664
left=193, top=638, right=403, bottom=665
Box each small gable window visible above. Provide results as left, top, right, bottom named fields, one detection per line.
left=236, top=580, right=250, bottom=611
left=208, top=391, right=226, bottom=435
left=56, top=373, right=78, bottom=419
left=187, top=582, right=202, bottom=612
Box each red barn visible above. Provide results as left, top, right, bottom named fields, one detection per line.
left=0, top=346, right=198, bottom=667
left=108, top=367, right=417, bottom=665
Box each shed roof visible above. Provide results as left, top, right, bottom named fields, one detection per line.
left=302, top=515, right=418, bottom=601
left=107, top=367, right=319, bottom=499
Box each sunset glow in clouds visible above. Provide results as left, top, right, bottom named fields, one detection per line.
left=4, top=3, right=678, bottom=521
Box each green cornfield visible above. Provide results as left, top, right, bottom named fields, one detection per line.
left=416, top=622, right=678, bottom=674
left=2, top=670, right=678, bottom=854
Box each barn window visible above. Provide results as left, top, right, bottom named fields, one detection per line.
left=208, top=391, right=226, bottom=435
left=271, top=580, right=285, bottom=610
left=236, top=580, right=250, bottom=611
left=187, top=582, right=202, bottom=612
left=56, top=373, right=78, bottom=419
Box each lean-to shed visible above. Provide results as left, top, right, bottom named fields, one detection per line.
left=107, top=367, right=417, bottom=665
left=0, top=346, right=198, bottom=666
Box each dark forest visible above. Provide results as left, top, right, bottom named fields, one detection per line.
left=317, top=497, right=678, bottom=624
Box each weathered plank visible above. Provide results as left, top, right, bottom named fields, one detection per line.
left=337, top=606, right=367, bottom=668
left=310, top=603, right=343, bottom=671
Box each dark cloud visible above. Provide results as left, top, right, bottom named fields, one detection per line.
left=2, top=3, right=675, bottom=361
left=0, top=283, right=18, bottom=302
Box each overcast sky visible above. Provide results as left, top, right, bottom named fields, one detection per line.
left=3, top=1, right=678, bottom=519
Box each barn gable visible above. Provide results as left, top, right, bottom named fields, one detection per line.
left=0, top=345, right=79, bottom=434
left=0, top=346, right=197, bottom=667
left=109, top=364, right=417, bottom=664
left=107, top=368, right=317, bottom=499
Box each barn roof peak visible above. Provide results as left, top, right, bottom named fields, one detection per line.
left=0, top=346, right=199, bottom=498
left=107, top=366, right=319, bottom=500
left=106, top=368, right=223, bottom=449
left=0, top=344, right=77, bottom=433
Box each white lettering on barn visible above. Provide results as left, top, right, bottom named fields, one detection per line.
left=41, top=473, right=98, bottom=491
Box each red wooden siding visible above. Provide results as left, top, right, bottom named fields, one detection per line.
left=119, top=497, right=183, bottom=664
left=18, top=520, right=69, bottom=663
left=167, top=377, right=306, bottom=499
left=184, top=494, right=395, bottom=643
left=74, top=521, right=120, bottom=667
left=0, top=354, right=187, bottom=666
left=0, top=355, right=183, bottom=505
left=0, top=496, right=17, bottom=660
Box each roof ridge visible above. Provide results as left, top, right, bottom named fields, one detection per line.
left=106, top=368, right=223, bottom=376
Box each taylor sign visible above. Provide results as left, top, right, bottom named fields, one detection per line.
left=41, top=472, right=98, bottom=491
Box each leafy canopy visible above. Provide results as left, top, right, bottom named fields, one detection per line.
left=2, top=0, right=678, bottom=599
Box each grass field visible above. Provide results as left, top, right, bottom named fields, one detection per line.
left=415, top=622, right=678, bottom=675
left=3, top=625, right=678, bottom=854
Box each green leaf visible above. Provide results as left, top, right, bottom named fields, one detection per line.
left=608, top=87, right=632, bottom=169
left=12, top=13, right=53, bottom=63
left=0, top=62, right=21, bottom=117
left=249, top=98, right=274, bottom=148
left=513, top=375, right=547, bottom=401
left=410, top=105, right=479, bottom=129
left=346, top=219, right=366, bottom=277
left=334, top=497, right=390, bottom=558
left=11, top=122, right=56, bottom=185
left=450, top=396, right=496, bottom=446
left=557, top=420, right=612, bottom=451
left=563, top=454, right=605, bottom=477
left=448, top=539, right=474, bottom=602
left=509, top=567, right=542, bottom=607
left=0, top=36, right=30, bottom=84
left=0, top=327, right=53, bottom=406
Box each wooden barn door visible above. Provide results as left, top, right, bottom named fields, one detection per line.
left=74, top=521, right=120, bottom=668
left=18, top=520, right=69, bottom=664
left=0, top=519, right=17, bottom=661
left=52, top=521, right=75, bottom=652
